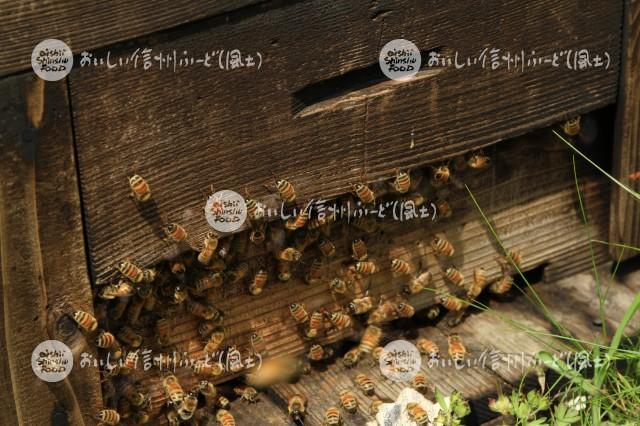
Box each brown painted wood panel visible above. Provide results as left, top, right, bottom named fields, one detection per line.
left=67, top=0, right=622, bottom=286
left=611, top=0, right=640, bottom=260
left=0, top=75, right=102, bottom=425
left=0, top=0, right=262, bottom=76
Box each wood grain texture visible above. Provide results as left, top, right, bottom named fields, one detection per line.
left=67, top=0, right=622, bottom=286
left=0, top=75, right=102, bottom=425
left=611, top=0, right=640, bottom=260
left=0, top=0, right=263, bottom=76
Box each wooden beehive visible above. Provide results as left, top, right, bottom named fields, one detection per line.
left=0, top=1, right=638, bottom=425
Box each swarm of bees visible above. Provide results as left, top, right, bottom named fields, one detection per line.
left=70, top=145, right=538, bottom=425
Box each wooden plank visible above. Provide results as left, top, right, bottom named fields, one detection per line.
left=67, top=0, right=622, bottom=285
left=0, top=75, right=102, bottom=424
left=0, top=0, right=262, bottom=76
left=610, top=0, right=640, bottom=260
left=0, top=237, right=19, bottom=426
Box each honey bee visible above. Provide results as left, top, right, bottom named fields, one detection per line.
left=353, top=261, right=378, bottom=275
left=305, top=311, right=325, bottom=339
left=308, top=344, right=333, bottom=361
left=323, top=406, right=342, bottom=425
left=228, top=262, right=250, bottom=284
left=329, top=278, right=349, bottom=296
left=318, top=239, right=337, bottom=257
left=142, top=268, right=156, bottom=283
left=391, top=258, right=412, bottom=275
left=353, top=182, right=376, bottom=205
left=197, top=319, right=223, bottom=339
left=171, top=286, right=188, bottom=304
left=431, top=164, right=450, bottom=187
left=197, top=232, right=219, bottom=265
left=277, top=260, right=292, bottom=281
left=448, top=333, right=466, bottom=364
left=117, top=260, right=144, bottom=283
left=72, top=310, right=98, bottom=331
left=250, top=331, right=267, bottom=354
left=194, top=273, right=224, bottom=294
left=122, top=350, right=139, bottom=372
left=406, top=402, right=429, bottom=425
left=490, top=275, right=513, bottom=294
left=354, top=373, right=375, bottom=396
left=327, top=311, right=352, bottom=330
left=120, top=381, right=147, bottom=407
left=339, top=390, right=358, bottom=413
left=249, top=222, right=267, bottom=245
left=198, top=380, right=218, bottom=400
left=403, top=271, right=433, bottom=295
left=163, top=222, right=188, bottom=243
left=287, top=206, right=310, bottom=230
left=162, top=372, right=184, bottom=406
left=234, top=385, right=258, bottom=403
left=343, top=347, right=361, bottom=368
left=118, top=326, right=142, bottom=348
left=500, top=249, right=523, bottom=271
left=289, top=303, right=309, bottom=324
left=394, top=301, right=415, bottom=318
left=95, top=409, right=120, bottom=425
left=369, top=399, right=384, bottom=416
left=128, top=174, right=151, bottom=202
left=393, top=169, right=411, bottom=194
left=359, top=325, right=383, bottom=354
left=288, top=394, right=308, bottom=424
left=431, top=236, right=455, bottom=257
left=367, top=299, right=397, bottom=324
left=426, top=305, right=441, bottom=320
left=96, top=331, right=122, bottom=357
left=192, top=360, right=224, bottom=377
left=277, top=247, right=303, bottom=262
left=351, top=238, right=368, bottom=261
left=468, top=267, right=488, bottom=299
left=435, top=199, right=452, bottom=219
left=562, top=116, right=581, bottom=136
left=203, top=329, right=225, bottom=354
left=439, top=292, right=466, bottom=311
left=216, top=409, right=236, bottom=426
left=468, top=152, right=491, bottom=169
left=216, top=396, right=231, bottom=410
left=416, top=337, right=440, bottom=359
left=371, top=346, right=385, bottom=362
left=170, top=261, right=186, bottom=275
left=245, top=190, right=261, bottom=220
left=249, top=269, right=268, bottom=295
left=444, top=266, right=465, bottom=287
left=305, top=258, right=324, bottom=284
left=345, top=296, right=375, bottom=315
left=186, top=300, right=220, bottom=321
left=411, top=373, right=428, bottom=394
left=273, top=178, right=296, bottom=203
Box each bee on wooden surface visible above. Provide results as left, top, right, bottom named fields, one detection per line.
left=318, top=239, right=337, bottom=257
left=227, top=262, right=250, bottom=284
left=367, top=298, right=397, bottom=325
left=351, top=238, right=368, bottom=261
left=122, top=350, right=140, bottom=373
left=305, top=258, right=324, bottom=284
left=277, top=247, right=303, bottom=262
left=96, top=331, right=122, bottom=359
left=170, top=261, right=186, bottom=276
left=431, top=236, right=455, bottom=257
left=277, top=260, right=292, bottom=281
left=329, top=278, right=349, bottom=296
left=499, top=249, right=523, bottom=271
left=198, top=380, right=217, bottom=400
left=391, top=258, right=412, bottom=275
left=249, top=222, right=267, bottom=245
left=426, top=305, right=441, bottom=320
left=95, top=409, right=120, bottom=425
left=216, top=395, right=231, bottom=410
left=141, top=268, right=156, bottom=283
left=185, top=300, right=218, bottom=321
left=128, top=174, right=151, bottom=202
left=120, top=381, right=147, bottom=407
left=353, top=182, right=376, bottom=205
left=369, top=399, right=384, bottom=416
left=411, top=373, right=428, bottom=394
left=489, top=275, right=514, bottom=295
left=406, top=402, right=429, bottom=425
left=250, top=331, right=267, bottom=354
left=352, top=261, right=378, bottom=275
left=192, top=360, right=224, bottom=377
left=203, top=328, right=225, bottom=354
left=234, top=385, right=258, bottom=403
left=345, top=295, right=375, bottom=315
left=431, top=164, right=450, bottom=187
left=197, top=231, right=219, bottom=265
left=562, top=116, right=581, bottom=136
left=171, top=286, right=188, bottom=304
left=244, top=189, right=261, bottom=220
left=72, top=310, right=97, bottom=331
left=394, top=301, right=415, bottom=318
left=289, top=303, right=309, bottom=324
left=468, top=152, right=491, bottom=170
left=359, top=325, right=383, bottom=354
left=198, top=318, right=224, bottom=339
left=354, top=373, right=375, bottom=396
left=352, top=216, right=379, bottom=234
left=444, top=266, right=465, bottom=287
left=305, top=311, right=325, bottom=339
left=117, top=326, right=142, bottom=348
left=343, top=347, right=361, bottom=368
left=194, top=273, right=224, bottom=294
left=288, top=394, right=308, bottom=424
left=287, top=205, right=311, bottom=230
left=435, top=198, right=452, bottom=219
left=416, top=337, right=440, bottom=359
left=117, top=260, right=144, bottom=283
left=403, top=271, right=433, bottom=295
left=249, top=268, right=268, bottom=295
left=216, top=409, right=236, bottom=426
left=323, top=406, right=342, bottom=425
left=339, top=390, right=358, bottom=414
left=327, top=311, right=352, bottom=331
left=162, top=372, right=184, bottom=406
left=393, top=169, right=411, bottom=194
left=467, top=267, right=488, bottom=299
left=271, top=177, right=296, bottom=203
left=308, top=344, right=333, bottom=361
left=448, top=333, right=466, bottom=364
left=438, top=292, right=466, bottom=312
left=371, top=346, right=385, bottom=362
left=163, top=222, right=188, bottom=243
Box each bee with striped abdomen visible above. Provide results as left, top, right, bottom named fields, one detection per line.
left=444, top=266, right=465, bottom=287
left=352, top=261, right=378, bottom=275
left=431, top=236, right=455, bottom=257
left=162, top=372, right=184, bottom=406
left=318, top=239, right=337, bottom=257
left=128, top=174, right=151, bottom=202
left=277, top=247, right=303, bottom=262
left=343, top=347, right=361, bottom=368
left=305, top=258, right=324, bottom=284
left=468, top=267, right=488, bottom=299
left=367, top=298, right=398, bottom=324
left=391, top=258, right=412, bottom=275
left=468, top=152, right=491, bottom=170
left=95, top=409, right=120, bottom=425
left=96, top=331, right=122, bottom=359
left=329, top=278, right=349, bottom=297
left=72, top=310, right=98, bottom=331
left=489, top=275, right=513, bottom=295
left=393, top=169, right=411, bottom=193
left=327, top=311, right=352, bottom=331
left=345, top=295, right=375, bottom=315
left=416, top=337, right=440, bottom=359
left=163, top=222, right=188, bottom=243
left=249, top=268, right=268, bottom=295
left=308, top=344, right=333, bottom=361
left=438, top=292, right=466, bottom=312
left=448, top=333, right=466, bottom=364
left=117, top=326, right=142, bottom=348
left=290, top=303, right=309, bottom=324
left=288, top=394, right=308, bottom=424
left=426, top=305, right=441, bottom=320
left=250, top=331, right=267, bottom=354
left=351, top=238, right=368, bottom=261
left=354, top=373, right=375, bottom=396
left=411, top=373, right=428, bottom=394
left=194, top=272, right=224, bottom=294
left=197, top=231, right=219, bottom=265
left=186, top=300, right=221, bottom=321
left=117, top=260, right=144, bottom=283
left=305, top=311, right=325, bottom=339
left=403, top=271, right=433, bottom=295
left=394, top=301, right=415, bottom=318
left=339, top=390, right=358, bottom=414
left=562, top=116, right=581, bottom=136
left=435, top=198, right=452, bottom=219
left=323, top=406, right=341, bottom=425
left=406, top=402, right=429, bottom=425
left=216, top=409, right=236, bottom=426
left=431, top=164, right=450, bottom=187
left=234, top=385, right=258, bottom=403
left=272, top=177, right=296, bottom=203
left=359, top=325, right=383, bottom=354
left=203, top=328, right=225, bottom=354
left=353, top=182, right=376, bottom=205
